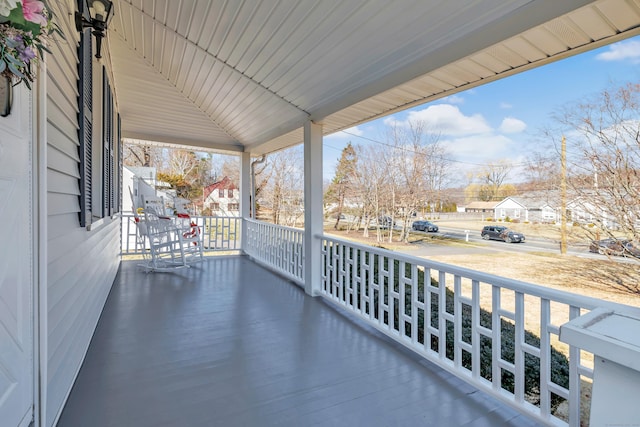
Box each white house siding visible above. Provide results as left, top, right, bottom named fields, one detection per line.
left=45, top=3, right=120, bottom=426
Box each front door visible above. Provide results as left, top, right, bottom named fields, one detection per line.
left=0, top=84, right=34, bottom=426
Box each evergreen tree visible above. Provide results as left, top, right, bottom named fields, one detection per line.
left=326, top=143, right=357, bottom=229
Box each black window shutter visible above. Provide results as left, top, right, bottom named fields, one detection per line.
left=77, top=4, right=93, bottom=227
left=103, top=70, right=113, bottom=217
left=116, top=114, right=122, bottom=213
left=109, top=89, right=114, bottom=215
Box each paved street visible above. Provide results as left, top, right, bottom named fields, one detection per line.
left=410, top=225, right=640, bottom=264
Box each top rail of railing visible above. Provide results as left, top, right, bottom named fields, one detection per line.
left=320, top=233, right=640, bottom=316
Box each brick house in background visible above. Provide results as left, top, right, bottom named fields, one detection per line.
left=203, top=176, right=240, bottom=216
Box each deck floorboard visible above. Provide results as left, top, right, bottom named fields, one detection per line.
left=58, top=256, right=541, bottom=427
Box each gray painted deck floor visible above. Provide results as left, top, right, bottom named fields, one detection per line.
left=59, top=256, right=541, bottom=427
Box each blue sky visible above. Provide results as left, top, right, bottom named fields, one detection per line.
left=323, top=35, right=640, bottom=184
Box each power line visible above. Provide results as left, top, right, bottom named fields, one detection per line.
left=338, top=130, right=554, bottom=168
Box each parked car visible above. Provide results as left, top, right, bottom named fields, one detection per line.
left=412, top=220, right=439, bottom=232
left=481, top=225, right=525, bottom=243
left=589, top=239, right=640, bottom=258
left=377, top=216, right=395, bottom=228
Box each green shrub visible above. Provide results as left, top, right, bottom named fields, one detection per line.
left=485, top=217, right=493, bottom=222
left=505, top=216, right=511, bottom=222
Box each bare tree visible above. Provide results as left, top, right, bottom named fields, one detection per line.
left=475, top=160, right=513, bottom=201
left=381, top=120, right=449, bottom=242
left=152, top=149, right=213, bottom=200
left=551, top=82, right=640, bottom=241
left=256, top=146, right=304, bottom=226
left=166, top=150, right=200, bottom=180
left=123, top=142, right=162, bottom=167
left=354, top=144, right=388, bottom=240
left=522, top=151, right=561, bottom=193
left=422, top=140, right=452, bottom=212
left=210, top=154, right=239, bottom=184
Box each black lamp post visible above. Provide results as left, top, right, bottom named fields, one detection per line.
left=75, top=0, right=114, bottom=59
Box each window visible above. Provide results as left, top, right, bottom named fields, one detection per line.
left=210, top=202, right=220, bottom=210
left=229, top=203, right=239, bottom=211
left=218, top=189, right=224, bottom=198
left=228, top=189, right=233, bottom=198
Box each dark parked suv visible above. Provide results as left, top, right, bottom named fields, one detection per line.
left=589, top=238, right=640, bottom=258
left=481, top=225, right=525, bottom=243
left=412, top=220, right=438, bottom=232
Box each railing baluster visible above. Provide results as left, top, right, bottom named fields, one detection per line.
left=492, top=285, right=501, bottom=392
left=540, top=298, right=551, bottom=419
left=471, top=280, right=480, bottom=379
left=424, top=267, right=432, bottom=354
left=438, top=271, right=447, bottom=359
left=388, top=256, right=395, bottom=332
left=568, top=305, right=582, bottom=427
left=411, top=264, right=418, bottom=345
left=514, top=291, right=525, bottom=403
left=398, top=261, right=406, bottom=338
left=454, top=275, right=462, bottom=368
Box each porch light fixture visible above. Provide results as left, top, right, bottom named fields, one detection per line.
left=75, top=0, right=114, bottom=59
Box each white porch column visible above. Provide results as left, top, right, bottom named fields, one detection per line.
left=560, top=308, right=640, bottom=426
left=240, top=152, right=251, bottom=252
left=304, top=121, right=323, bottom=296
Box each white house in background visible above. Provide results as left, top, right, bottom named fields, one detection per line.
left=203, top=176, right=240, bottom=217
left=123, top=166, right=157, bottom=214
left=567, top=197, right=619, bottom=229
left=494, top=195, right=558, bottom=223
left=463, top=201, right=499, bottom=214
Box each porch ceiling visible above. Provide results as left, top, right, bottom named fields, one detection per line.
left=109, top=0, right=640, bottom=155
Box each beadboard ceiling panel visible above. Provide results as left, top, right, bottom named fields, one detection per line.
left=106, top=0, right=640, bottom=155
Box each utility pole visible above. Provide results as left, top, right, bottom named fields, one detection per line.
left=560, top=135, right=567, bottom=255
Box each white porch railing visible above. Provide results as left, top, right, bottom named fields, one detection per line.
left=244, top=219, right=304, bottom=283
left=317, top=235, right=640, bottom=427
left=123, top=215, right=640, bottom=425
left=122, top=214, right=241, bottom=255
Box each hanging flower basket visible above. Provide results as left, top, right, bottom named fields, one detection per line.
left=0, top=0, right=61, bottom=90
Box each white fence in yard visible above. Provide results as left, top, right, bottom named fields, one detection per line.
left=122, top=214, right=241, bottom=255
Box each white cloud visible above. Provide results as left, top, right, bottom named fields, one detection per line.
left=499, top=117, right=527, bottom=133
left=385, top=104, right=492, bottom=136
left=499, top=102, right=513, bottom=109
left=595, top=40, right=640, bottom=63
left=439, top=134, right=520, bottom=183
left=443, top=94, right=464, bottom=104
left=444, top=134, right=514, bottom=160
left=325, top=126, right=364, bottom=141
